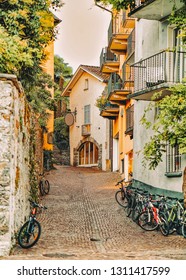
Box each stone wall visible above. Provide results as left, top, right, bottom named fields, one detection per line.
left=0, top=74, right=42, bottom=256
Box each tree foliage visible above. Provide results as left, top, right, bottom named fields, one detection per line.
left=54, top=55, right=73, bottom=86
left=0, top=0, right=64, bottom=125
left=0, top=0, right=63, bottom=84
left=169, top=1, right=186, bottom=43
left=141, top=82, right=186, bottom=170
left=53, top=55, right=73, bottom=151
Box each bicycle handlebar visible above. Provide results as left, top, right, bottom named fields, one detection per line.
left=28, top=199, right=47, bottom=209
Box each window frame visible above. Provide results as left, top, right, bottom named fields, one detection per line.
left=165, top=143, right=182, bottom=177
left=84, top=78, right=89, bottom=91
left=84, top=104, right=91, bottom=125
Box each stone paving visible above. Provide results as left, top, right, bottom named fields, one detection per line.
left=2, top=165, right=186, bottom=260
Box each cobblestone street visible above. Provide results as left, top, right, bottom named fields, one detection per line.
left=3, top=166, right=186, bottom=260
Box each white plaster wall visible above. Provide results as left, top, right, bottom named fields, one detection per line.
left=69, top=72, right=109, bottom=170
left=133, top=19, right=186, bottom=194
left=135, top=19, right=160, bottom=62
left=133, top=100, right=186, bottom=193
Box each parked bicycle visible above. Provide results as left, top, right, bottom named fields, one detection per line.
left=18, top=199, right=47, bottom=248
left=137, top=195, right=169, bottom=236
left=114, top=177, right=186, bottom=237
left=115, top=178, right=133, bottom=208
left=39, top=172, right=50, bottom=196
left=162, top=198, right=186, bottom=237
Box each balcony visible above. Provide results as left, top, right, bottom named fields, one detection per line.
left=108, top=15, right=132, bottom=54
left=82, top=124, right=91, bottom=137
left=100, top=102, right=119, bottom=120
left=129, top=50, right=186, bottom=101
left=122, top=62, right=134, bottom=90
left=108, top=73, right=130, bottom=105
left=129, top=0, right=184, bottom=20
left=100, top=47, right=119, bottom=73
left=127, top=28, right=135, bottom=59
left=122, top=10, right=135, bottom=29
left=125, top=105, right=134, bottom=138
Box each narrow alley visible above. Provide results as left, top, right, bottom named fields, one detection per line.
left=5, top=166, right=186, bottom=260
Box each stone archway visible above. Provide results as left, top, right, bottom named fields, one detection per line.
left=73, top=137, right=102, bottom=169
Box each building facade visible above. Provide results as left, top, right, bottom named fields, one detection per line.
left=99, top=8, right=135, bottom=180
left=129, top=0, right=186, bottom=196
left=62, top=65, right=111, bottom=171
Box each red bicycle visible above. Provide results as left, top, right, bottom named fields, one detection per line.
left=137, top=197, right=169, bottom=236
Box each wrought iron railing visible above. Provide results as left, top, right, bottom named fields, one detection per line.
left=127, top=28, right=135, bottom=58
left=108, top=73, right=123, bottom=96
left=108, top=14, right=131, bottom=44
left=131, top=50, right=186, bottom=93
left=130, top=0, right=149, bottom=12
left=122, top=62, right=134, bottom=86
left=100, top=47, right=118, bottom=68
left=126, top=105, right=134, bottom=134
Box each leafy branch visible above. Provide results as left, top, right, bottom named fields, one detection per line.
left=141, top=82, right=186, bottom=169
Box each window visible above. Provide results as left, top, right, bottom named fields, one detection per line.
left=84, top=79, right=89, bottom=90
left=166, top=143, right=182, bottom=176
left=79, top=142, right=98, bottom=165
left=84, top=105, right=90, bottom=124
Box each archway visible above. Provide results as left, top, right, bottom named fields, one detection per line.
left=78, top=141, right=99, bottom=166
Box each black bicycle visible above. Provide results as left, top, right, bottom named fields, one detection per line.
left=39, top=173, right=50, bottom=196
left=115, top=178, right=133, bottom=208
left=18, top=199, right=47, bottom=248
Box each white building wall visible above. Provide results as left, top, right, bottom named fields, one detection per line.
left=69, top=72, right=109, bottom=170
left=133, top=19, right=186, bottom=195
left=133, top=100, right=186, bottom=194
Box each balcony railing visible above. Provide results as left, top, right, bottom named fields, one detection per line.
left=108, top=14, right=129, bottom=42
left=100, top=102, right=119, bottom=120
left=131, top=50, right=186, bottom=95
left=100, top=47, right=119, bottom=73
left=81, top=124, right=91, bottom=137
left=129, top=0, right=184, bottom=20
left=125, top=105, right=134, bottom=137
left=122, top=62, right=134, bottom=89
left=127, top=28, right=135, bottom=58
left=108, top=14, right=132, bottom=53
left=122, top=10, right=135, bottom=29
left=100, top=47, right=117, bottom=65
left=108, top=73, right=123, bottom=96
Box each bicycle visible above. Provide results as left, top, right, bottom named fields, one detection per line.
left=115, top=178, right=133, bottom=208
left=163, top=198, right=186, bottom=237
left=17, top=199, right=47, bottom=248
left=129, top=189, right=149, bottom=222
left=39, top=172, right=50, bottom=196
left=137, top=195, right=169, bottom=236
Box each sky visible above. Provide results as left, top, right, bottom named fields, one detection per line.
left=54, top=0, right=111, bottom=73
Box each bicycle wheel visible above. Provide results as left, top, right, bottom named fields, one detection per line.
left=159, top=213, right=169, bottom=236
left=44, top=180, right=50, bottom=194
left=115, top=190, right=128, bottom=208
left=126, top=195, right=134, bottom=217
left=39, top=180, right=45, bottom=196
left=18, top=220, right=41, bottom=248
left=138, top=210, right=158, bottom=231
left=131, top=203, right=143, bottom=222
left=182, top=213, right=186, bottom=238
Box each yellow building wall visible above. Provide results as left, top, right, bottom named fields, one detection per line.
left=42, top=42, right=54, bottom=151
